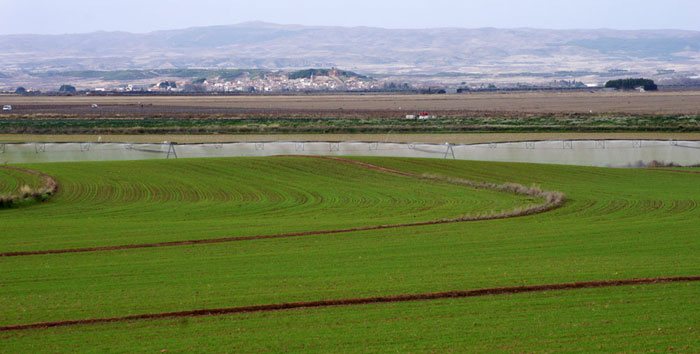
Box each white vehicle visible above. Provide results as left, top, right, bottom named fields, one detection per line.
left=2, top=105, right=12, bottom=111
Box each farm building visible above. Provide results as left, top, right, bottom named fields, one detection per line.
left=405, top=112, right=436, bottom=120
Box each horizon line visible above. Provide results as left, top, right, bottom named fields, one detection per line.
left=2, top=21, right=699, bottom=37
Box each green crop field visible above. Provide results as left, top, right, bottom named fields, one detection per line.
left=0, top=156, right=698, bottom=352
left=0, top=169, right=42, bottom=195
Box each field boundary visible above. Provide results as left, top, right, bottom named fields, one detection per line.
left=0, top=157, right=565, bottom=257
left=1, top=276, right=697, bottom=332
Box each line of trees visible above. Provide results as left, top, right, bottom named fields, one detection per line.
left=605, top=78, right=658, bottom=91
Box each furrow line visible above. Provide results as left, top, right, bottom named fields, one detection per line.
left=1, top=276, right=697, bottom=332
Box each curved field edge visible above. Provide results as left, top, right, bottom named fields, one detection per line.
left=0, top=157, right=564, bottom=257
left=1, top=276, right=696, bottom=332
left=3, top=282, right=695, bottom=353
left=0, top=166, right=58, bottom=208
left=0, top=157, right=535, bottom=252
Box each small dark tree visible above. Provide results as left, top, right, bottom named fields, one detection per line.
left=15, top=87, right=27, bottom=94
left=643, top=81, right=659, bottom=91
left=58, top=84, right=77, bottom=93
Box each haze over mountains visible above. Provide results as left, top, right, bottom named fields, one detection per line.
left=1, top=22, right=699, bottom=87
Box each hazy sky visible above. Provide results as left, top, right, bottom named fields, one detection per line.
left=2, top=0, right=699, bottom=35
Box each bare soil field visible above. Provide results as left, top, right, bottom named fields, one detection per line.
left=2, top=91, right=700, bottom=117
left=2, top=92, right=699, bottom=135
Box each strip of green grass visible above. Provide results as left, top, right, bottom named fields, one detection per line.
left=1, top=283, right=697, bottom=353
left=0, top=158, right=698, bottom=328
left=2, top=114, right=699, bottom=134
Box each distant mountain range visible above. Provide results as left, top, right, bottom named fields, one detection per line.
left=1, top=22, right=699, bottom=84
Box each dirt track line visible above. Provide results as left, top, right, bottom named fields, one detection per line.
left=1, top=276, right=697, bottom=332
left=650, top=169, right=700, bottom=175
left=0, top=157, right=565, bottom=257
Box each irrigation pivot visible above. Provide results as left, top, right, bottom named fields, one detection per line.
left=0, top=140, right=698, bottom=166
left=166, top=142, right=178, bottom=159
left=444, top=143, right=456, bottom=159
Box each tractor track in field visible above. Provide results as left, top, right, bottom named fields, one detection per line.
left=0, top=157, right=565, bottom=258
left=653, top=169, right=700, bottom=175
left=1, top=276, right=697, bottom=332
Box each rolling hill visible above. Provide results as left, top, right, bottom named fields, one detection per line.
left=1, top=22, right=699, bottom=79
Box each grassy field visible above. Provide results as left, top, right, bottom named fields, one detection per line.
left=3, top=283, right=697, bottom=352
left=1, top=157, right=698, bottom=352
left=0, top=168, right=42, bottom=195
left=0, top=158, right=533, bottom=252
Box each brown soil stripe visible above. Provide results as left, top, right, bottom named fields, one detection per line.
left=650, top=169, right=700, bottom=175
left=0, top=157, right=565, bottom=258
left=1, top=276, right=697, bottom=332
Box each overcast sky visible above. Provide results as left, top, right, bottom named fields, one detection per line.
left=2, top=0, right=699, bottom=35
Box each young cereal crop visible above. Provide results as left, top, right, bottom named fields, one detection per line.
left=0, top=157, right=698, bottom=352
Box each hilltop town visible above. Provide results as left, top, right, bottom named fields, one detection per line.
left=1, top=68, right=383, bottom=94
left=138, top=69, right=380, bottom=93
